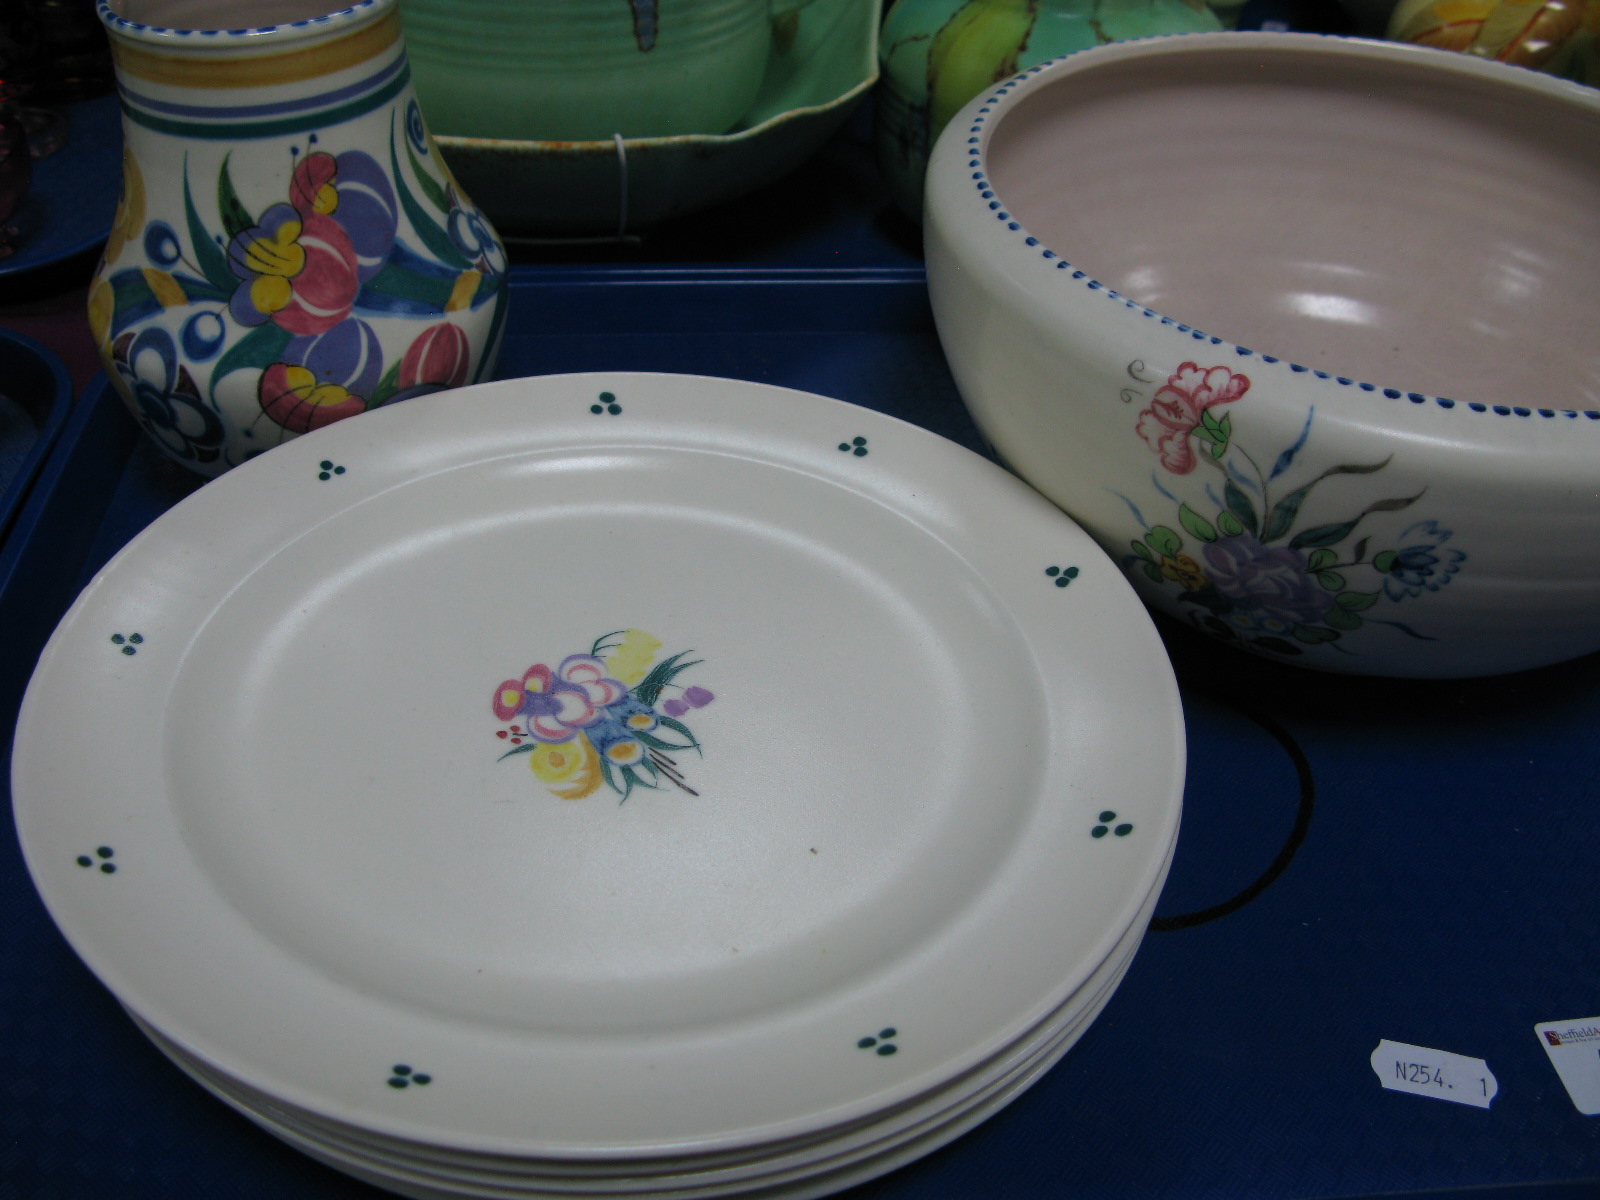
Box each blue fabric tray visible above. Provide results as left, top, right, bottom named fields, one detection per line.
left=2, top=265, right=1598, bottom=1200
left=0, top=327, right=73, bottom=555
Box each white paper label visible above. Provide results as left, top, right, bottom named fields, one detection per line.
left=1371, top=1040, right=1497, bottom=1108
left=1535, top=1018, right=1600, bottom=1115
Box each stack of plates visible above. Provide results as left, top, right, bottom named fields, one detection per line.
left=12, top=373, right=1184, bottom=1199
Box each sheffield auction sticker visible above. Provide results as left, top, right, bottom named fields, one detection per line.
left=1535, top=1018, right=1600, bottom=1115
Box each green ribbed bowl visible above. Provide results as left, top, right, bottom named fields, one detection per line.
left=430, top=0, right=876, bottom=236
left=404, top=0, right=778, bottom=141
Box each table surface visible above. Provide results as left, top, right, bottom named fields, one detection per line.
left=2, top=93, right=1599, bottom=1200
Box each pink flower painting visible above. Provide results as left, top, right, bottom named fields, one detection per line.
left=1135, top=362, right=1251, bottom=474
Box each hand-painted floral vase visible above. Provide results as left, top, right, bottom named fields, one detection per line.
left=89, top=0, right=509, bottom=476
left=875, top=0, right=1224, bottom=219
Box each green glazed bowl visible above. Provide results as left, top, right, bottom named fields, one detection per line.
left=404, top=0, right=801, bottom=142
left=431, top=0, right=877, bottom=237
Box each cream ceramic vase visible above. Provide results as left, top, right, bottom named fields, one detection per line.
left=89, top=0, right=509, bottom=477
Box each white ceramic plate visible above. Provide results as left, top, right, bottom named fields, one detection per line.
left=185, top=983, right=1122, bottom=1200
left=127, top=831, right=1170, bottom=1196
left=140, top=933, right=1140, bottom=1200
left=131, top=850, right=1159, bottom=1200
left=13, top=372, right=1183, bottom=1157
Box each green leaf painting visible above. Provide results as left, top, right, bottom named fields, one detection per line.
left=405, top=134, right=451, bottom=215
left=216, top=153, right=255, bottom=240
left=184, top=159, right=236, bottom=293
left=1179, top=503, right=1217, bottom=543
left=209, top=321, right=292, bottom=406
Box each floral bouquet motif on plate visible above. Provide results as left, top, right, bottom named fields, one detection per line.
left=493, top=630, right=714, bottom=801
left=1119, top=362, right=1465, bottom=659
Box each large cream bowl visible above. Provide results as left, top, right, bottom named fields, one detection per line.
left=924, top=32, right=1600, bottom=679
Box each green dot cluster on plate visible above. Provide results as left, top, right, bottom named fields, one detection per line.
left=875, top=0, right=1224, bottom=219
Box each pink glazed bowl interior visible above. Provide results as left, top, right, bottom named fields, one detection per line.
left=982, top=35, right=1600, bottom=409
left=924, top=34, right=1600, bottom=678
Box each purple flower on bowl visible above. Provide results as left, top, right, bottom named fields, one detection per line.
left=1203, top=534, right=1332, bottom=628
